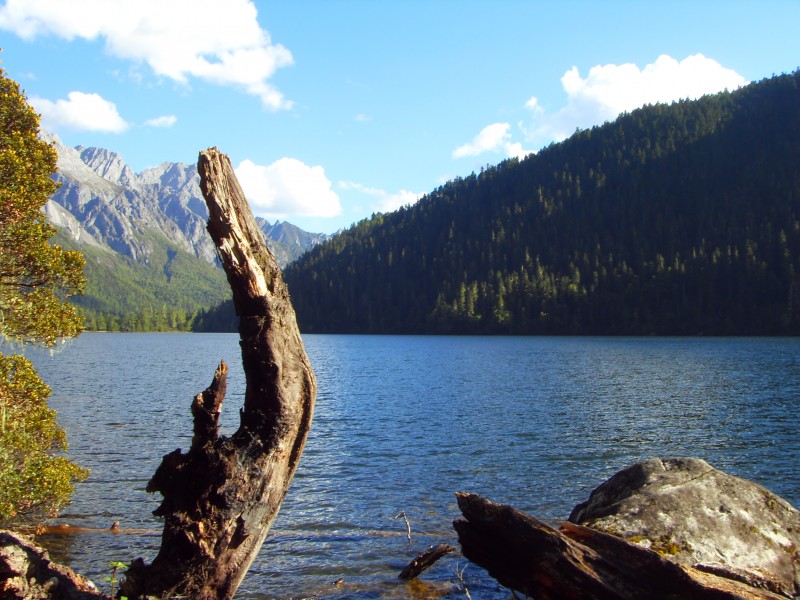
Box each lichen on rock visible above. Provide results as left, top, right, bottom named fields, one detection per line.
left=569, top=457, right=800, bottom=597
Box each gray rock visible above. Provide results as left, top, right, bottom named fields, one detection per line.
left=569, top=457, right=800, bottom=597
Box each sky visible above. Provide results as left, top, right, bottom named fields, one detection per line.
left=1, top=1, right=798, bottom=234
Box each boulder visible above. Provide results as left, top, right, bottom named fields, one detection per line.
left=569, top=457, right=800, bottom=597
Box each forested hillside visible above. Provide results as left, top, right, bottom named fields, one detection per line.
left=54, top=230, right=229, bottom=332
left=283, top=71, right=800, bottom=335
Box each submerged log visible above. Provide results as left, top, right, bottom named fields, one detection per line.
left=121, top=148, right=317, bottom=600
left=454, top=492, right=787, bottom=600
left=398, top=543, right=456, bottom=582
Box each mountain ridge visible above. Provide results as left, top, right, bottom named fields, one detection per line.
left=42, top=133, right=330, bottom=328
left=283, top=71, right=800, bottom=335
left=46, top=132, right=330, bottom=267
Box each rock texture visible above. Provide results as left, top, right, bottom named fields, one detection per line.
left=0, top=530, right=107, bottom=599
left=454, top=492, right=788, bottom=600
left=569, top=457, right=800, bottom=597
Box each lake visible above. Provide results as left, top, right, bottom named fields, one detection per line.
left=23, top=333, right=800, bottom=599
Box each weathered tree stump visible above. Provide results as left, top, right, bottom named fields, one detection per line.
left=121, top=148, right=317, bottom=600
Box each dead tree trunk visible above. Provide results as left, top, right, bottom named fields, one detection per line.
left=453, top=493, right=787, bottom=600
left=121, top=148, right=317, bottom=600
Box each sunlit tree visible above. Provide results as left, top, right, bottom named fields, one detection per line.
left=0, top=62, right=88, bottom=525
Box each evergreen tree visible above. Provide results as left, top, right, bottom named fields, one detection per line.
left=284, top=71, right=800, bottom=336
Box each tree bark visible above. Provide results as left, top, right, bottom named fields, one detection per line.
left=453, top=493, right=787, bottom=600
left=121, top=148, right=317, bottom=600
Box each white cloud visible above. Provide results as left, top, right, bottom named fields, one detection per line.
left=453, top=122, right=531, bottom=160
left=235, top=158, right=342, bottom=219
left=453, top=123, right=508, bottom=158
left=340, top=181, right=421, bottom=213
left=145, top=114, right=177, bottom=128
left=0, top=0, right=294, bottom=110
left=523, top=53, right=747, bottom=147
left=30, top=91, right=129, bottom=132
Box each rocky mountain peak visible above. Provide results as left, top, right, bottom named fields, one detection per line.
left=139, top=162, right=193, bottom=188
left=76, top=145, right=137, bottom=187
left=43, top=132, right=330, bottom=269
left=40, top=131, right=114, bottom=190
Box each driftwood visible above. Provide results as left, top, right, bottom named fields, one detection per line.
left=121, top=148, right=317, bottom=600
left=453, top=492, right=787, bottom=600
left=398, top=543, right=456, bottom=582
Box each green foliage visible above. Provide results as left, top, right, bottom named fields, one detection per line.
left=104, top=561, right=128, bottom=597
left=193, top=298, right=238, bottom=332
left=0, top=351, right=87, bottom=524
left=52, top=228, right=230, bottom=331
left=0, top=63, right=87, bottom=526
left=284, top=71, right=800, bottom=336
left=0, top=67, right=85, bottom=345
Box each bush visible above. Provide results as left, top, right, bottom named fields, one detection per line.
left=0, top=354, right=88, bottom=524
left=0, top=60, right=87, bottom=525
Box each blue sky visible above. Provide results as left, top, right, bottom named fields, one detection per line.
left=1, top=1, right=798, bottom=234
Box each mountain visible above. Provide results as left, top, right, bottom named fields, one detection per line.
left=43, top=134, right=329, bottom=329
left=257, top=218, right=331, bottom=268
left=284, top=71, right=800, bottom=335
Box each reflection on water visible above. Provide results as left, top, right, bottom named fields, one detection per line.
left=23, top=333, right=800, bottom=599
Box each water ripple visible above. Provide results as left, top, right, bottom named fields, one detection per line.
left=22, top=333, right=800, bottom=598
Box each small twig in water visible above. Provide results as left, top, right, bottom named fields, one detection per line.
left=393, top=510, right=412, bottom=545
left=451, top=560, right=472, bottom=600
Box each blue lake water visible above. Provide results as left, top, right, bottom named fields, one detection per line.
left=23, top=333, right=800, bottom=598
